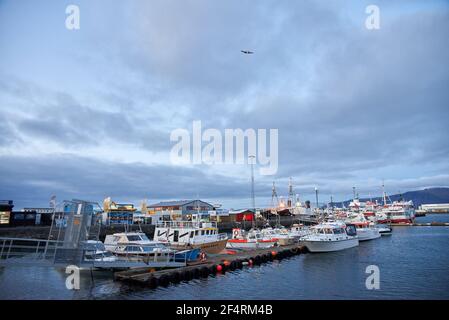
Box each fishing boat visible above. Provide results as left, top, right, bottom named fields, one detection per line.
left=83, top=240, right=118, bottom=262
left=261, top=227, right=295, bottom=245
left=376, top=184, right=415, bottom=225
left=377, top=201, right=415, bottom=225
left=226, top=228, right=277, bottom=249
left=289, top=224, right=310, bottom=241
left=153, top=221, right=228, bottom=254
left=351, top=221, right=381, bottom=241
left=300, top=221, right=359, bottom=252
left=104, top=231, right=174, bottom=257
left=374, top=224, right=392, bottom=236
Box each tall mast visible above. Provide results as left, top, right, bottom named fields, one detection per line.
left=271, top=181, right=279, bottom=207
left=288, top=177, right=294, bottom=207
left=382, top=180, right=387, bottom=206
left=249, top=155, right=256, bottom=228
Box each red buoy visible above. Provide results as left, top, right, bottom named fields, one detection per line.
left=271, top=251, right=277, bottom=256
left=216, top=264, right=223, bottom=272
left=248, top=259, right=253, bottom=266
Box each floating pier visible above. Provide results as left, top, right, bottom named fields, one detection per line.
left=114, top=244, right=308, bottom=288
left=412, top=222, right=449, bottom=226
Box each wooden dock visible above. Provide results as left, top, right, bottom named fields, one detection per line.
left=114, top=244, right=308, bottom=288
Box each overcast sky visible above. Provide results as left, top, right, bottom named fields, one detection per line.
left=1, top=0, right=449, bottom=210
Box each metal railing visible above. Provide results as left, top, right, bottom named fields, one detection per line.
left=0, top=237, right=188, bottom=268
left=156, top=220, right=218, bottom=229
left=0, top=237, right=64, bottom=262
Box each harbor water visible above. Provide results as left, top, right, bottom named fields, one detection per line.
left=1, top=214, right=449, bottom=300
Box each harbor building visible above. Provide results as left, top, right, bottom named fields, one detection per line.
left=102, top=198, right=136, bottom=225
left=420, top=203, right=449, bottom=213
left=0, top=200, right=14, bottom=226
left=0, top=201, right=45, bottom=227
left=147, top=200, right=214, bottom=221
left=215, top=209, right=255, bottom=223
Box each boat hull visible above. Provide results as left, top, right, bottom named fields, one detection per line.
left=356, top=229, right=381, bottom=241
left=301, top=238, right=359, bottom=253
left=378, top=218, right=413, bottom=225
left=226, top=239, right=277, bottom=249
left=170, top=238, right=228, bottom=255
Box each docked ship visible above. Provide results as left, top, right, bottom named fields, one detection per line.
left=350, top=221, right=381, bottom=241
left=300, top=221, right=359, bottom=252
left=261, top=227, right=296, bottom=245
left=344, top=213, right=381, bottom=241
left=377, top=201, right=415, bottom=225
left=153, top=221, right=228, bottom=254
left=226, top=228, right=278, bottom=249
left=376, top=185, right=415, bottom=225
left=104, top=231, right=174, bottom=256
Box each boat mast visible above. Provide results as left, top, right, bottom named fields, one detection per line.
left=382, top=180, right=387, bottom=206
left=271, top=181, right=279, bottom=208
left=249, top=155, right=256, bottom=229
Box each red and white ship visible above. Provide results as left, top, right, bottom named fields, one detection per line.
left=377, top=201, right=415, bottom=225
left=376, top=184, right=415, bottom=225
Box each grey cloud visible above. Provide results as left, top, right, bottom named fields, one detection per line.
left=0, top=155, right=253, bottom=209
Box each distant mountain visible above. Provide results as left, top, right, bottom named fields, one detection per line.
left=334, top=187, right=449, bottom=208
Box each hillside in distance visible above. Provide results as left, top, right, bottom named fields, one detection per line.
left=336, top=187, right=449, bottom=207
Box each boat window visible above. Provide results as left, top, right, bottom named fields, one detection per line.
left=201, top=230, right=205, bottom=236
left=190, top=231, right=194, bottom=238
left=127, top=235, right=142, bottom=242
left=126, top=246, right=142, bottom=252
left=195, top=230, right=199, bottom=236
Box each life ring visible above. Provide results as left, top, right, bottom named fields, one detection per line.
left=233, top=229, right=240, bottom=238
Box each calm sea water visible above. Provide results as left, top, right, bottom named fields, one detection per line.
left=1, top=214, right=448, bottom=300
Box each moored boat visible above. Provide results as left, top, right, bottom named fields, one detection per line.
left=153, top=221, right=228, bottom=254
left=226, top=228, right=277, bottom=249
left=351, top=222, right=381, bottom=241
left=300, top=221, right=359, bottom=252
left=104, top=231, right=174, bottom=257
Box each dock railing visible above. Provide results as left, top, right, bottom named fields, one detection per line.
left=156, top=220, right=218, bottom=229
left=0, top=237, right=64, bottom=264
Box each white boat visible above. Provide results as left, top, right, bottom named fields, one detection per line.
left=289, top=224, right=310, bottom=241
left=300, top=221, right=359, bottom=253
left=154, top=221, right=228, bottom=254
left=104, top=232, right=173, bottom=256
left=261, top=227, right=295, bottom=245
left=226, top=228, right=277, bottom=249
left=352, top=222, right=381, bottom=241
left=83, top=240, right=118, bottom=262
left=374, top=224, right=392, bottom=236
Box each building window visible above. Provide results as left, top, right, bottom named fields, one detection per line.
left=0, top=212, right=10, bottom=225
